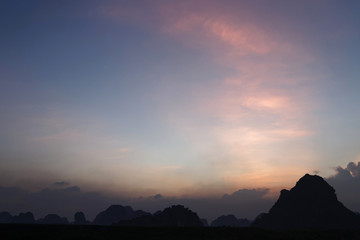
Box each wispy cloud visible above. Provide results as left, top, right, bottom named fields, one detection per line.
left=98, top=0, right=322, bottom=189
left=153, top=1, right=319, bottom=187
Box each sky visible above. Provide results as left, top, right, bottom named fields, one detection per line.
left=1, top=0, right=360, bottom=221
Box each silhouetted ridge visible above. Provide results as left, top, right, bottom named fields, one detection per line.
left=211, top=215, right=250, bottom=227
left=93, top=205, right=150, bottom=225
left=200, top=218, right=209, bottom=227
left=0, top=212, right=36, bottom=224
left=0, top=212, right=13, bottom=223
left=252, top=174, right=360, bottom=229
left=73, top=211, right=90, bottom=225
left=117, top=205, right=203, bottom=227
left=37, top=214, right=69, bottom=224
left=14, top=212, right=35, bottom=224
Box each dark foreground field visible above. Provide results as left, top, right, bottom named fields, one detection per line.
left=1, top=224, right=360, bottom=240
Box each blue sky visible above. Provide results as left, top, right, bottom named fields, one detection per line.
left=1, top=0, right=360, bottom=202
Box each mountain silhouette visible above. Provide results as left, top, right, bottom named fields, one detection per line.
left=0, top=211, right=36, bottom=224
left=117, top=205, right=203, bottom=227
left=252, top=174, right=360, bottom=229
left=73, top=211, right=90, bottom=225
left=200, top=218, right=209, bottom=227
left=37, top=214, right=69, bottom=224
left=211, top=215, right=250, bottom=227
left=13, top=212, right=35, bottom=224
left=92, top=205, right=150, bottom=225
left=0, top=212, right=13, bottom=223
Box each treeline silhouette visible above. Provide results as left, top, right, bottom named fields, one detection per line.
left=1, top=174, right=360, bottom=230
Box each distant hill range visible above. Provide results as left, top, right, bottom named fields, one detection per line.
left=211, top=215, right=250, bottom=227
left=93, top=205, right=150, bottom=225
left=116, top=205, right=203, bottom=227
left=37, top=214, right=69, bottom=225
left=0, top=205, right=203, bottom=227
left=0, top=212, right=68, bottom=224
left=252, top=174, right=360, bottom=229
left=1, top=174, right=360, bottom=229
left=0, top=212, right=36, bottom=224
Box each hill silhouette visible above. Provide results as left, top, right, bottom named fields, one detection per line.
left=37, top=214, right=69, bottom=224
left=200, top=218, right=209, bottom=226
left=117, top=205, right=203, bottom=227
left=13, top=212, right=35, bottom=224
left=73, top=211, right=90, bottom=225
left=93, top=205, right=150, bottom=225
left=0, top=212, right=13, bottom=223
left=252, top=174, right=360, bottom=229
left=0, top=211, right=36, bottom=224
left=211, top=215, right=250, bottom=227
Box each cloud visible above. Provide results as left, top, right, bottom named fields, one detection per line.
left=53, top=181, right=69, bottom=186
left=222, top=188, right=270, bottom=201
left=153, top=194, right=163, bottom=200
left=64, top=186, right=81, bottom=193
left=346, top=162, right=360, bottom=177
left=163, top=12, right=277, bottom=56
left=326, top=161, right=360, bottom=213
left=96, top=0, right=323, bottom=189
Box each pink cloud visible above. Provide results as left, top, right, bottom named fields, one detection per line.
left=97, top=1, right=323, bottom=191
left=168, top=15, right=276, bottom=56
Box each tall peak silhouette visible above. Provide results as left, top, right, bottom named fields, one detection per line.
left=252, top=174, right=360, bottom=229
